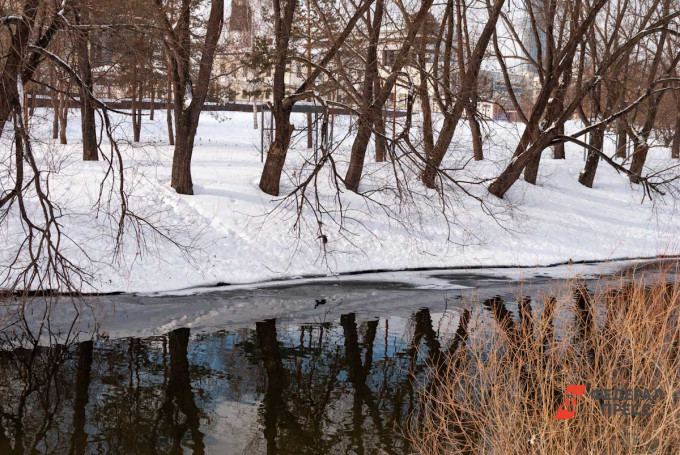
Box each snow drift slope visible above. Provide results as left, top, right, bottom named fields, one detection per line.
left=1, top=109, right=678, bottom=293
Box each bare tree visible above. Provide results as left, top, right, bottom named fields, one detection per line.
left=628, top=4, right=677, bottom=183
left=487, top=0, right=680, bottom=198
left=418, top=0, right=507, bottom=189
left=672, top=88, right=680, bottom=159
left=72, top=0, right=98, bottom=160
left=153, top=0, right=225, bottom=195
left=258, top=0, right=375, bottom=196
left=344, top=0, right=439, bottom=191
left=0, top=0, right=63, bottom=138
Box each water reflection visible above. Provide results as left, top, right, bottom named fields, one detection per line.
left=0, top=308, right=466, bottom=455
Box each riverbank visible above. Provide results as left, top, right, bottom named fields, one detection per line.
left=2, top=109, right=679, bottom=293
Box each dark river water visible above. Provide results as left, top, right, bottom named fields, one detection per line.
left=0, top=259, right=675, bottom=454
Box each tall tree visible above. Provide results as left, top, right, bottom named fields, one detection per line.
left=258, top=0, right=375, bottom=196
left=153, top=0, right=225, bottom=195
left=418, top=0, right=506, bottom=189
left=672, top=90, right=680, bottom=159
left=628, top=3, right=676, bottom=183
left=344, top=0, right=438, bottom=191
left=0, top=0, right=63, bottom=139
left=72, top=0, right=98, bottom=160
left=488, top=0, right=679, bottom=198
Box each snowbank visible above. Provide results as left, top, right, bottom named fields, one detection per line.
left=2, top=108, right=678, bottom=293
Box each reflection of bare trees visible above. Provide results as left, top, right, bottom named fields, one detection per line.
left=69, top=340, right=93, bottom=455
left=0, top=327, right=212, bottom=455
left=341, top=314, right=386, bottom=453
left=0, top=306, right=475, bottom=454
left=0, top=337, right=71, bottom=455
left=256, top=319, right=288, bottom=455
left=0, top=413, right=11, bottom=454
left=165, top=328, right=204, bottom=455
left=249, top=311, right=465, bottom=455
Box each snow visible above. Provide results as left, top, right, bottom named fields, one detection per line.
left=1, top=108, right=678, bottom=294
left=16, top=71, right=24, bottom=106
left=183, top=81, right=193, bottom=109
left=4, top=258, right=664, bottom=341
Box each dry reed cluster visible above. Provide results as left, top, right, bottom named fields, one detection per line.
left=409, top=267, right=680, bottom=454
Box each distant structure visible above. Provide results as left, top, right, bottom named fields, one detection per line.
left=229, top=0, right=254, bottom=48
left=212, top=0, right=537, bottom=118
left=521, top=0, right=547, bottom=75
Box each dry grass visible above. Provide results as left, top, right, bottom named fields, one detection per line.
left=408, top=268, right=680, bottom=454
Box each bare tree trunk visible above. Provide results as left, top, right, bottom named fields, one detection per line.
left=0, top=0, right=60, bottom=140
left=523, top=150, right=542, bottom=184
left=467, top=106, right=483, bottom=160
left=52, top=104, right=59, bottom=139
left=259, top=0, right=301, bottom=196
left=306, top=112, right=313, bottom=149
left=171, top=111, right=201, bottom=195
left=553, top=124, right=565, bottom=159
left=345, top=120, right=375, bottom=190
left=672, top=95, right=680, bottom=159
left=421, top=103, right=463, bottom=187
left=345, top=0, right=432, bottom=191
left=165, top=52, right=175, bottom=145
left=132, top=79, right=142, bottom=143
left=161, top=0, right=224, bottom=195
left=149, top=83, right=155, bottom=121
left=59, top=90, right=68, bottom=145
left=50, top=69, right=59, bottom=139
left=375, top=106, right=387, bottom=162
left=421, top=0, right=505, bottom=188
left=260, top=109, right=294, bottom=195
left=525, top=79, right=571, bottom=185
left=629, top=86, right=668, bottom=182
left=578, top=125, right=605, bottom=188
left=347, top=0, right=385, bottom=167
left=330, top=92, right=336, bottom=143
left=132, top=84, right=139, bottom=142
left=259, top=0, right=375, bottom=195
left=135, top=92, right=142, bottom=142
left=23, top=83, right=29, bottom=129
left=616, top=122, right=627, bottom=158
left=132, top=33, right=142, bottom=143
left=28, top=85, right=36, bottom=117
left=417, top=47, right=433, bottom=161
left=74, top=4, right=98, bottom=161
left=629, top=141, right=650, bottom=183
left=488, top=132, right=557, bottom=197
left=628, top=23, right=672, bottom=182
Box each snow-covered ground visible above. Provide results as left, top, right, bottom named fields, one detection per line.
left=2, top=108, right=678, bottom=293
